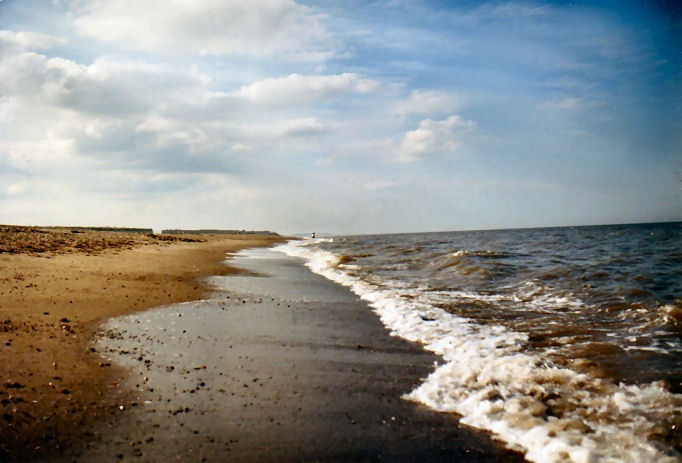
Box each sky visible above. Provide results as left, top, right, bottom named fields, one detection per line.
left=0, top=0, right=680, bottom=235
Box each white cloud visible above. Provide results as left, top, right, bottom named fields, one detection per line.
left=398, top=115, right=476, bottom=162
left=392, top=89, right=463, bottom=116
left=0, top=43, right=241, bottom=178
left=135, top=114, right=175, bottom=133
left=0, top=30, right=66, bottom=56
left=5, top=181, right=28, bottom=196
left=234, top=73, right=378, bottom=106
left=0, top=51, right=51, bottom=98
left=0, top=51, right=210, bottom=117
left=54, top=57, right=210, bottom=116
left=3, top=135, right=78, bottom=176
left=69, top=0, right=336, bottom=59
left=276, top=117, right=328, bottom=137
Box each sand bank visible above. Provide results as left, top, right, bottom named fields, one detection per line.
left=0, top=226, right=285, bottom=460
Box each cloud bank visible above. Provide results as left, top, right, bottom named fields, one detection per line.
left=0, top=0, right=679, bottom=233
left=70, top=0, right=334, bottom=59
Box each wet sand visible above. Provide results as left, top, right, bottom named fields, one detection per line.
left=61, top=247, right=527, bottom=462
left=0, top=226, right=285, bottom=460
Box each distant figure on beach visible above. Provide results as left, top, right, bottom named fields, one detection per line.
left=311, top=232, right=316, bottom=238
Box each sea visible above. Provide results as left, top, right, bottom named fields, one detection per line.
left=277, top=222, right=682, bottom=463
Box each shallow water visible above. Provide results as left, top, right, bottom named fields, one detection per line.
left=278, top=222, right=682, bottom=463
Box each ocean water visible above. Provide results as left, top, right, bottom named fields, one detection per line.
left=277, top=222, right=682, bottom=463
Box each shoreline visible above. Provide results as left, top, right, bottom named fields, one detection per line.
left=64, top=246, right=527, bottom=462
left=0, top=227, right=286, bottom=460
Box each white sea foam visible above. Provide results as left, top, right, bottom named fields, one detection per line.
left=276, top=240, right=682, bottom=463
left=661, top=304, right=682, bottom=326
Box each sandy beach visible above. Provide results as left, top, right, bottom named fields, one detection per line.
left=1, top=227, right=526, bottom=462
left=52, top=246, right=525, bottom=462
left=0, top=226, right=285, bottom=460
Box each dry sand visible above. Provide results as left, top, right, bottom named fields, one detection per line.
left=0, top=226, right=285, bottom=460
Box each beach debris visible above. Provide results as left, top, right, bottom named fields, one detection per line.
left=5, top=381, right=25, bottom=389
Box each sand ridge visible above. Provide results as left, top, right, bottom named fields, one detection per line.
left=0, top=226, right=285, bottom=460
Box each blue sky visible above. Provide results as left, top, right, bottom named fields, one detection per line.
left=0, top=0, right=680, bottom=234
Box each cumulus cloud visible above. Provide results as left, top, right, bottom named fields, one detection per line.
left=69, top=0, right=336, bottom=59
left=0, top=42, right=242, bottom=181
left=233, top=73, right=378, bottom=106
left=55, top=58, right=211, bottom=117
left=0, top=10, right=378, bottom=227
left=398, top=115, right=476, bottom=162
left=0, top=50, right=210, bottom=117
